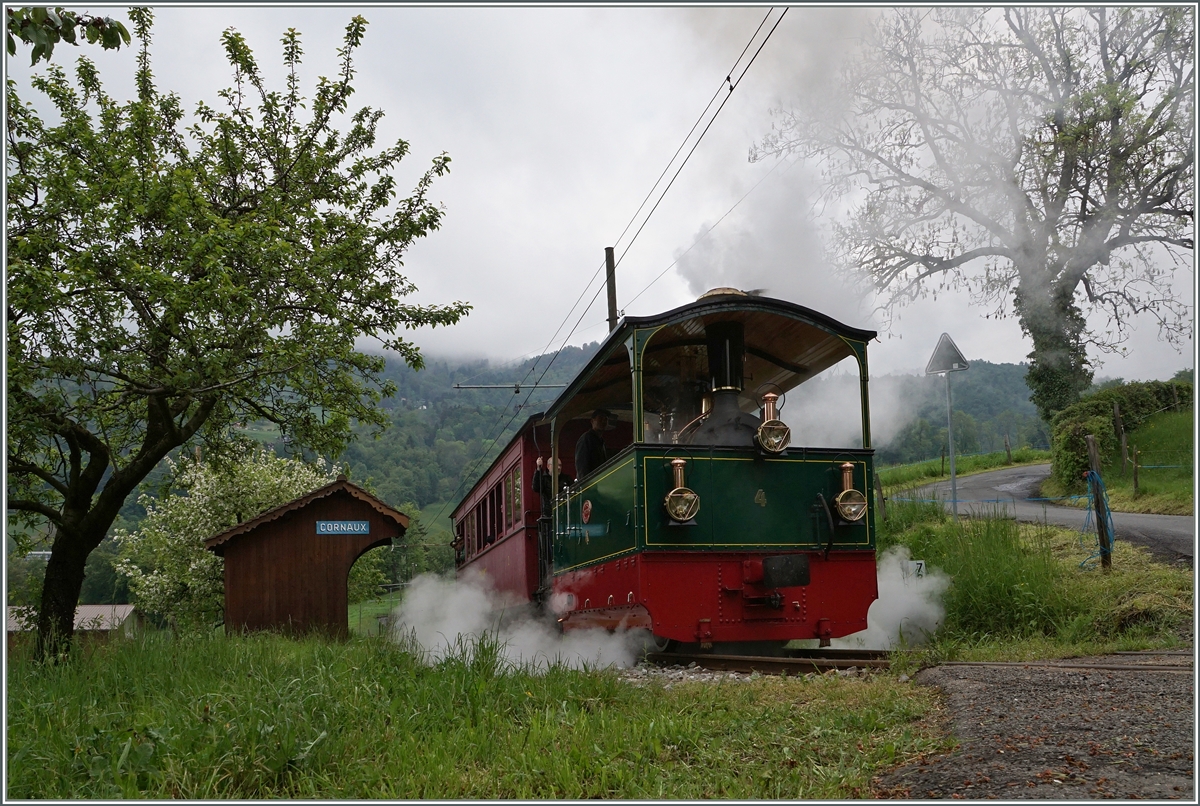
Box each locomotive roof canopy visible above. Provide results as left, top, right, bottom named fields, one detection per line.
left=544, top=293, right=877, bottom=424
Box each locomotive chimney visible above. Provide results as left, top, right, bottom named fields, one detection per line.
left=686, top=320, right=759, bottom=447
left=706, top=321, right=745, bottom=391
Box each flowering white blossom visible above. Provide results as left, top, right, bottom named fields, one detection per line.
left=115, top=448, right=336, bottom=631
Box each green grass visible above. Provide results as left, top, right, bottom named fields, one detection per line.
left=6, top=633, right=949, bottom=799
left=1043, top=410, right=1193, bottom=515
left=12, top=478, right=1190, bottom=798
left=878, top=448, right=1051, bottom=493
left=348, top=591, right=404, bottom=636
left=880, top=496, right=1193, bottom=665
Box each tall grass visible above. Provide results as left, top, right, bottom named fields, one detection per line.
left=878, top=447, right=1050, bottom=490
left=7, top=631, right=947, bottom=799
left=879, top=496, right=1192, bottom=656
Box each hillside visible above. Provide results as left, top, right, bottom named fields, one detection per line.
left=7, top=348, right=1054, bottom=606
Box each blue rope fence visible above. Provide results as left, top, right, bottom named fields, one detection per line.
left=1078, top=470, right=1115, bottom=570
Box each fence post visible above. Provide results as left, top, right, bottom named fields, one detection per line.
left=1113, top=402, right=1127, bottom=475
left=1085, top=434, right=1112, bottom=571
left=1172, top=383, right=1180, bottom=412
left=874, top=474, right=887, bottom=523
left=1004, top=433, right=1012, bottom=464
left=941, top=445, right=946, bottom=476
left=1132, top=445, right=1139, bottom=497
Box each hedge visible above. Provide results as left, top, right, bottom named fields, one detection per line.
left=1050, top=380, right=1193, bottom=489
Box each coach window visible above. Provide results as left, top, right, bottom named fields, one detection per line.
left=552, top=341, right=635, bottom=482
left=504, top=472, right=513, bottom=530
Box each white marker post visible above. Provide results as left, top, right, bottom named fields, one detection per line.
left=925, top=334, right=969, bottom=520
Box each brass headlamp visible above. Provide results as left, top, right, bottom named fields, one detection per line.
left=755, top=392, right=791, bottom=453
left=834, top=462, right=867, bottom=521
left=664, top=458, right=700, bottom=522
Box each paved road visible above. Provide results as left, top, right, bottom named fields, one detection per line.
left=906, top=463, right=1194, bottom=566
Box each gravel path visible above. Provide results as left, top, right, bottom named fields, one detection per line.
left=872, top=652, right=1195, bottom=799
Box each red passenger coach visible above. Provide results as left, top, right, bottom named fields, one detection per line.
left=449, top=421, right=542, bottom=602
left=453, top=290, right=880, bottom=652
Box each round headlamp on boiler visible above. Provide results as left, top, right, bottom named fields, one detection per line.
left=755, top=391, right=791, bottom=453
left=834, top=461, right=867, bottom=521
left=663, top=458, right=700, bottom=522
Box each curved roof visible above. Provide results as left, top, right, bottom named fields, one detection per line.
left=544, top=293, right=877, bottom=421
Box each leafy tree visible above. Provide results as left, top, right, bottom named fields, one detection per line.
left=115, top=448, right=337, bottom=631
left=755, top=7, right=1194, bottom=421
left=1172, top=368, right=1193, bottom=384
left=6, top=10, right=469, bottom=659
left=347, top=547, right=388, bottom=604
left=6, top=6, right=130, bottom=65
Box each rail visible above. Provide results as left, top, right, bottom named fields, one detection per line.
left=643, top=648, right=1193, bottom=677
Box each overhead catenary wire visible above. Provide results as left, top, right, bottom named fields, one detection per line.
left=612, top=7, right=789, bottom=274
left=428, top=9, right=789, bottom=534
left=530, top=6, right=790, bottom=364
left=609, top=7, right=778, bottom=256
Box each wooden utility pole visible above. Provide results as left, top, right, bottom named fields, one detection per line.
left=1084, top=434, right=1112, bottom=570
left=1172, top=384, right=1180, bottom=412
left=1004, top=433, right=1012, bottom=465
left=604, top=246, right=618, bottom=332
left=874, top=474, right=887, bottom=523
left=940, top=445, right=946, bottom=477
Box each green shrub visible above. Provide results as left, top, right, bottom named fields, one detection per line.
left=1049, top=380, right=1191, bottom=490
left=1050, top=414, right=1117, bottom=488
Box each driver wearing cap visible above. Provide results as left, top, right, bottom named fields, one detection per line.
left=574, top=408, right=612, bottom=480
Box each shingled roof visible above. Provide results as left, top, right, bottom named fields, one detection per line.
left=204, top=476, right=409, bottom=552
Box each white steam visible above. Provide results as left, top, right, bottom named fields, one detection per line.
left=834, top=545, right=949, bottom=649
left=390, top=569, right=641, bottom=671
left=673, top=175, right=871, bottom=328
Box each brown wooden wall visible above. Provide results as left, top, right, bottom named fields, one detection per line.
left=222, top=490, right=401, bottom=638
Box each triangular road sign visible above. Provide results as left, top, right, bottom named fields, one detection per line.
left=925, top=333, right=969, bottom=375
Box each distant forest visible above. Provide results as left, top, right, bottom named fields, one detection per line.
left=13, top=340, right=1136, bottom=608
left=332, top=350, right=1057, bottom=526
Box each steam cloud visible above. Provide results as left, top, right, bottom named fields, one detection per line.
left=834, top=545, right=949, bottom=649
left=390, top=569, right=642, bottom=671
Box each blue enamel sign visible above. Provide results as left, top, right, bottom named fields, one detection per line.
left=316, top=520, right=370, bottom=535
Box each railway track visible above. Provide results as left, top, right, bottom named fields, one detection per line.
left=643, top=648, right=1194, bottom=677
left=644, top=648, right=891, bottom=675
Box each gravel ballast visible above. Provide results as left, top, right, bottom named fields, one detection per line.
left=873, top=653, right=1195, bottom=799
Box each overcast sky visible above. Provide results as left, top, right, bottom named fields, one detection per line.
left=8, top=6, right=1194, bottom=381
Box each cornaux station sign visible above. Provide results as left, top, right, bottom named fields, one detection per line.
left=316, top=521, right=371, bottom=535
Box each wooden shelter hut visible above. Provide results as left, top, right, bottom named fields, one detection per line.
left=205, top=475, right=408, bottom=638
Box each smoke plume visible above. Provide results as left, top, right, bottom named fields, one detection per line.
left=834, top=545, right=949, bottom=649
left=390, top=568, right=642, bottom=671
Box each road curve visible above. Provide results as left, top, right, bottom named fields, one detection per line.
left=904, top=463, right=1194, bottom=566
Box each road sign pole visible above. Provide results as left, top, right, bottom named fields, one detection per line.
left=925, top=333, right=968, bottom=521
left=946, top=371, right=957, bottom=520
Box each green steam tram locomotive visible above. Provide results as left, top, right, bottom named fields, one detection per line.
left=451, top=289, right=878, bottom=651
